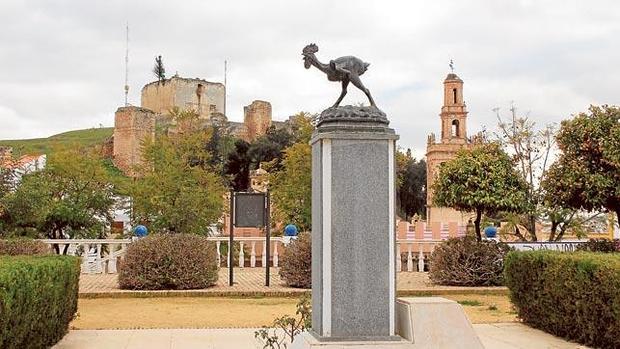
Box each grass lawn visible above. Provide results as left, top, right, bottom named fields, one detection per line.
left=72, top=294, right=516, bottom=330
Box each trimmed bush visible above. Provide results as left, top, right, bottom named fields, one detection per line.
left=429, top=236, right=511, bottom=286
left=504, top=251, right=620, bottom=348
left=279, top=232, right=311, bottom=288
left=0, top=255, right=80, bottom=349
left=0, top=238, right=50, bottom=256
left=118, top=234, right=219, bottom=290
left=576, top=238, right=620, bottom=253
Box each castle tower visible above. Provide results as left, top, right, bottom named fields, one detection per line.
left=243, top=100, right=272, bottom=141
left=426, top=72, right=473, bottom=224
left=113, top=106, right=155, bottom=177
left=140, top=76, right=225, bottom=119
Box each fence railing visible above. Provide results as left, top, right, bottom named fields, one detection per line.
left=39, top=237, right=287, bottom=274
left=39, top=237, right=590, bottom=275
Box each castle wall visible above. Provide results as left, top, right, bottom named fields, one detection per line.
left=243, top=100, right=272, bottom=142
left=113, top=106, right=155, bottom=177
left=141, top=77, right=225, bottom=119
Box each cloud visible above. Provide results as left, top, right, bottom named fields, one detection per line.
left=0, top=0, right=618, bottom=155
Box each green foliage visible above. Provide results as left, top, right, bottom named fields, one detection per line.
left=432, top=143, right=530, bottom=240
left=249, top=127, right=295, bottom=170
left=576, top=238, right=620, bottom=253
left=225, top=139, right=251, bottom=191
left=0, top=127, right=113, bottom=156
left=542, top=105, right=620, bottom=227
left=396, top=149, right=426, bottom=220
left=0, top=146, right=115, bottom=240
left=132, top=114, right=225, bottom=234
left=153, top=55, right=166, bottom=83
left=504, top=251, right=620, bottom=348
left=224, top=112, right=315, bottom=192
left=270, top=143, right=312, bottom=232
left=289, top=112, right=315, bottom=144
left=254, top=294, right=312, bottom=348
left=279, top=232, right=311, bottom=288
left=118, top=234, right=219, bottom=290
left=0, top=238, right=50, bottom=255
left=429, top=236, right=511, bottom=286
left=0, top=255, right=80, bottom=349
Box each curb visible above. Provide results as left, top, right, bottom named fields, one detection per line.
left=79, top=288, right=508, bottom=299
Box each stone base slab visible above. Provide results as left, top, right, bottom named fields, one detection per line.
left=396, top=297, right=484, bottom=349
left=290, top=332, right=416, bottom=349
left=292, top=297, right=483, bottom=349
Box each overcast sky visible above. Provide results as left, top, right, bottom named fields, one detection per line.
left=0, top=0, right=618, bottom=157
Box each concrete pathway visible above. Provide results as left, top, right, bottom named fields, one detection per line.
left=54, top=324, right=589, bottom=349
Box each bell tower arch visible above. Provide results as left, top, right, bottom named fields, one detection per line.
left=440, top=73, right=467, bottom=144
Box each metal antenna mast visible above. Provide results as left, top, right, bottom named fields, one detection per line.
left=224, top=60, right=227, bottom=116
left=124, top=23, right=130, bottom=106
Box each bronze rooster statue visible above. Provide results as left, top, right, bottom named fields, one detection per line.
left=302, top=43, right=376, bottom=108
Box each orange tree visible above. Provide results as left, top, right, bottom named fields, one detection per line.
left=542, top=105, right=620, bottom=227
left=432, top=143, right=529, bottom=240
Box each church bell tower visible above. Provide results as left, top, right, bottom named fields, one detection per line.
left=440, top=73, right=468, bottom=143
left=425, top=66, right=473, bottom=225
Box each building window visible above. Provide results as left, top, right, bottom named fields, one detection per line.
left=452, top=88, right=457, bottom=104
left=451, top=119, right=460, bottom=137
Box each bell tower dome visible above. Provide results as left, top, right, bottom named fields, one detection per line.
left=440, top=73, right=468, bottom=144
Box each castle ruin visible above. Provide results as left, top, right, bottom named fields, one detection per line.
left=112, top=75, right=285, bottom=176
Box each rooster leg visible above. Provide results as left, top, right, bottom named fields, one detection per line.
left=349, top=74, right=376, bottom=107
left=332, top=80, right=349, bottom=108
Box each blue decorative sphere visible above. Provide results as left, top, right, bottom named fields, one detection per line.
left=284, top=224, right=299, bottom=237
left=484, top=226, right=497, bottom=238
left=134, top=225, right=148, bottom=237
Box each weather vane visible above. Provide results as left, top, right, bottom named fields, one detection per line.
left=449, top=59, right=454, bottom=73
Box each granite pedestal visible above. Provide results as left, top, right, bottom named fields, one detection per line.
left=308, top=107, right=399, bottom=342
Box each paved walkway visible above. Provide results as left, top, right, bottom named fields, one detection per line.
left=54, top=325, right=589, bottom=349
left=80, top=269, right=507, bottom=297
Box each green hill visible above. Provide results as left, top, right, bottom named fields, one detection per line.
left=0, top=127, right=113, bottom=155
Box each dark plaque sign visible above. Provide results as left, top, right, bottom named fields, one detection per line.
left=234, top=192, right=266, bottom=228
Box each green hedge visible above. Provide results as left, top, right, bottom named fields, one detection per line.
left=119, top=234, right=219, bottom=290
left=504, top=251, right=620, bottom=348
left=0, top=255, right=80, bottom=349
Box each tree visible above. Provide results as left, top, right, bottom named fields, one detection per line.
left=0, top=159, right=17, bottom=231
left=132, top=115, right=225, bottom=235
left=153, top=55, right=166, bottom=83
left=248, top=127, right=294, bottom=171
left=270, top=143, right=312, bottom=231
left=224, top=139, right=251, bottom=191
left=396, top=149, right=426, bottom=220
left=0, top=147, right=116, bottom=245
left=432, top=143, right=530, bottom=240
left=542, top=105, right=620, bottom=227
left=289, top=112, right=316, bottom=144
left=494, top=105, right=555, bottom=240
